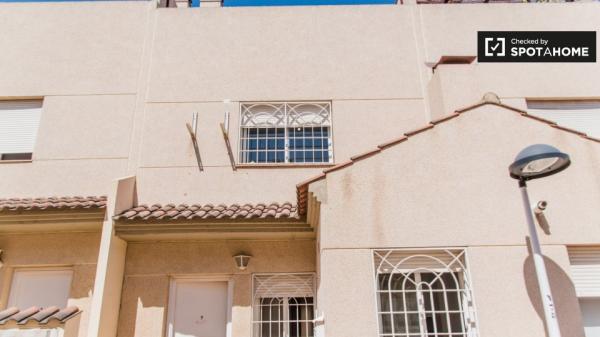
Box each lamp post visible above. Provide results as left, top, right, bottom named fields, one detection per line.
left=509, top=144, right=571, bottom=337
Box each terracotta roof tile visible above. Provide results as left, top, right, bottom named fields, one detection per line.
left=295, top=99, right=600, bottom=216
left=0, top=306, right=80, bottom=325
left=114, top=202, right=298, bottom=221
left=0, top=196, right=106, bottom=212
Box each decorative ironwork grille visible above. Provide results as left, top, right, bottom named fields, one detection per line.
left=253, top=273, right=315, bottom=337
left=240, top=102, right=333, bottom=164
left=373, top=249, right=478, bottom=337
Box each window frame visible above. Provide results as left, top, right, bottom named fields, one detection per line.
left=7, top=267, right=73, bottom=309
left=238, top=101, right=334, bottom=166
left=252, top=272, right=316, bottom=337
left=372, top=248, right=479, bottom=337
left=0, top=99, right=43, bottom=163
left=526, top=98, right=600, bottom=138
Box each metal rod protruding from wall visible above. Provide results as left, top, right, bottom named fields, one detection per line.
left=519, top=180, right=561, bottom=337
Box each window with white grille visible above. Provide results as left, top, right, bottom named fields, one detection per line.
left=0, top=100, right=42, bottom=161
left=252, top=273, right=315, bottom=337
left=239, top=102, right=332, bottom=164
left=373, top=249, right=478, bottom=337
left=527, top=99, right=600, bottom=138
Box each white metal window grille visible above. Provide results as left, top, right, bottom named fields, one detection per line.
left=527, top=100, right=600, bottom=138
left=373, top=249, right=478, bottom=337
left=252, top=273, right=315, bottom=337
left=568, top=246, right=600, bottom=297
left=240, top=102, right=332, bottom=164
left=0, top=100, right=42, bottom=160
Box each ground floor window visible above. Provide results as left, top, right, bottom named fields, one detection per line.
left=373, top=249, right=477, bottom=337
left=253, top=273, right=315, bottom=337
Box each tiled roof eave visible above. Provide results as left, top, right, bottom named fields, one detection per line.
left=0, top=196, right=107, bottom=212
left=114, top=202, right=300, bottom=222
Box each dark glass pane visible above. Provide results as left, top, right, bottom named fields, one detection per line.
left=258, top=152, right=266, bottom=162
left=1, top=153, right=32, bottom=161
left=248, top=128, right=257, bottom=137
left=258, top=128, right=267, bottom=137
left=304, top=128, right=313, bottom=137
left=313, top=127, right=322, bottom=137
left=314, top=151, right=323, bottom=162
left=267, top=128, right=276, bottom=137
left=267, top=152, right=275, bottom=162
left=258, top=139, right=266, bottom=149
left=305, top=152, right=314, bottom=162
left=248, top=152, right=257, bottom=163
left=294, top=139, right=304, bottom=149
left=267, top=139, right=276, bottom=150
left=276, top=151, right=285, bottom=163
left=314, top=139, right=323, bottom=148
left=449, top=313, right=465, bottom=332
left=447, top=291, right=461, bottom=311
left=380, top=314, right=392, bottom=334
left=294, top=151, right=305, bottom=163
left=323, top=151, right=329, bottom=162
left=378, top=293, right=390, bottom=312
left=305, top=139, right=313, bottom=148
left=276, top=128, right=285, bottom=137
left=322, top=127, right=329, bottom=137
left=378, top=274, right=390, bottom=290
left=249, top=139, right=257, bottom=150
left=277, top=139, right=285, bottom=149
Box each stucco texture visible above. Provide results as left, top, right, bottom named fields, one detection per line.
left=0, top=232, right=101, bottom=337
left=117, top=239, right=315, bottom=337
left=313, top=103, right=599, bottom=336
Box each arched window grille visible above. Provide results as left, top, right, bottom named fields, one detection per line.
left=252, top=273, right=315, bottom=337
left=373, top=249, right=478, bottom=337
left=239, top=102, right=333, bottom=164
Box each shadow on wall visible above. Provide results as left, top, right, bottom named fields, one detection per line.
left=522, top=239, right=585, bottom=337
left=116, top=275, right=170, bottom=337
left=116, top=274, right=253, bottom=337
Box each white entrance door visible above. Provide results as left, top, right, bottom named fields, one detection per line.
left=168, top=280, right=229, bottom=337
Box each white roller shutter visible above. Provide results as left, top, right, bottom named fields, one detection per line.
left=0, top=100, right=42, bottom=155
left=527, top=100, right=600, bottom=138
left=569, top=247, right=600, bottom=297
left=253, top=273, right=314, bottom=298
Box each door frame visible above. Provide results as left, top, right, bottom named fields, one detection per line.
left=167, top=274, right=234, bottom=337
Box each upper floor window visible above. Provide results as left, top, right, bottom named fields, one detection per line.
left=527, top=99, right=600, bottom=138
left=373, top=249, right=478, bottom=337
left=8, top=269, right=73, bottom=309
left=0, top=100, right=42, bottom=161
left=252, top=273, right=315, bottom=337
left=239, top=102, right=333, bottom=165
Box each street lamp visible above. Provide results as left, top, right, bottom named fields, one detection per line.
left=509, top=144, right=570, bottom=337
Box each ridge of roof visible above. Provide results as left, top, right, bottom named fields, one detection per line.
left=295, top=99, right=600, bottom=216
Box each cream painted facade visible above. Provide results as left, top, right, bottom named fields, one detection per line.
left=0, top=1, right=599, bottom=337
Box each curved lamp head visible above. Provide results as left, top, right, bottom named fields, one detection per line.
left=509, top=144, right=570, bottom=181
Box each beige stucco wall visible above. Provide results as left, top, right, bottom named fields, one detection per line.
left=0, top=2, right=599, bottom=204
left=117, top=239, right=315, bottom=337
left=0, top=232, right=101, bottom=337
left=313, top=104, right=599, bottom=336
left=0, top=2, right=599, bottom=337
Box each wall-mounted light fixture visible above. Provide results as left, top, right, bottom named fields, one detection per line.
left=233, top=254, right=252, bottom=270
